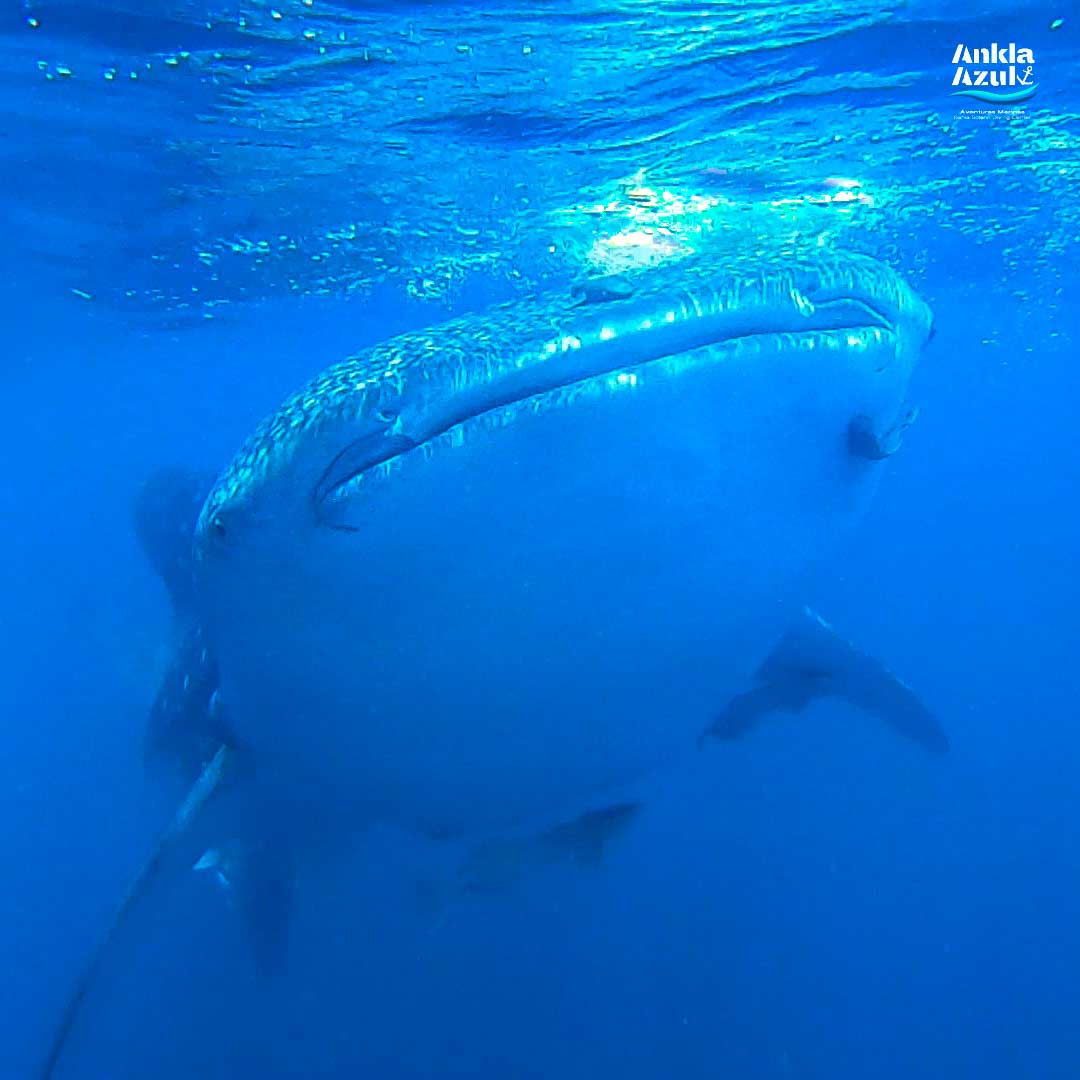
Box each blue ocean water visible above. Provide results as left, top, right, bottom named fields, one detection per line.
left=2, top=2, right=1078, bottom=1077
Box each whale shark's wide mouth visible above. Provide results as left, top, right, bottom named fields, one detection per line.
left=313, top=293, right=899, bottom=520
left=196, top=253, right=933, bottom=545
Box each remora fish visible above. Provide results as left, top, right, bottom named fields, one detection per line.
left=40, top=252, right=947, bottom=1078
left=193, top=250, right=944, bottom=839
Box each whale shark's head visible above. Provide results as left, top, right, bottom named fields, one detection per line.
left=195, top=251, right=932, bottom=561
left=192, top=250, right=933, bottom=833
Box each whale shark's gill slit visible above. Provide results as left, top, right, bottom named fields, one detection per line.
left=315, top=431, right=418, bottom=527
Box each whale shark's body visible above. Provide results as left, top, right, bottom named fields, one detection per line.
left=191, top=250, right=939, bottom=840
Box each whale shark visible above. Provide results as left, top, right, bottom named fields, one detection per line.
left=40, top=250, right=947, bottom=1077
left=192, top=249, right=942, bottom=839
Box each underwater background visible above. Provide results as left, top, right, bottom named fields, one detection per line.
left=2, top=1, right=1078, bottom=1077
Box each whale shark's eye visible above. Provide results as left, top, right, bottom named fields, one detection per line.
left=209, top=514, right=228, bottom=542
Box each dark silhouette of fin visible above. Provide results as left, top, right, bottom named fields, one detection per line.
left=457, top=802, right=642, bottom=895
left=539, top=801, right=642, bottom=866
left=131, top=468, right=215, bottom=618
left=701, top=608, right=948, bottom=753
left=38, top=745, right=233, bottom=1080
left=194, top=833, right=296, bottom=977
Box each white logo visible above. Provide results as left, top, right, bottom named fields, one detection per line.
left=951, top=42, right=1037, bottom=102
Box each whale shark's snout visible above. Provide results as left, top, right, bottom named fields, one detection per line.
left=195, top=251, right=932, bottom=559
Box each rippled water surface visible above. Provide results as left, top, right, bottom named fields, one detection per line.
left=6, top=1, right=1076, bottom=323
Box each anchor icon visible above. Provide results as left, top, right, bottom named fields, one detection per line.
left=1018, top=65, right=1034, bottom=86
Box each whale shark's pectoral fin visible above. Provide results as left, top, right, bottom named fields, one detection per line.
left=848, top=406, right=920, bottom=460
left=38, top=744, right=234, bottom=1080
left=538, top=801, right=642, bottom=867
left=696, top=675, right=832, bottom=747
left=701, top=608, right=948, bottom=753
left=454, top=801, right=642, bottom=896
left=195, top=831, right=296, bottom=976
left=132, top=468, right=216, bottom=617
